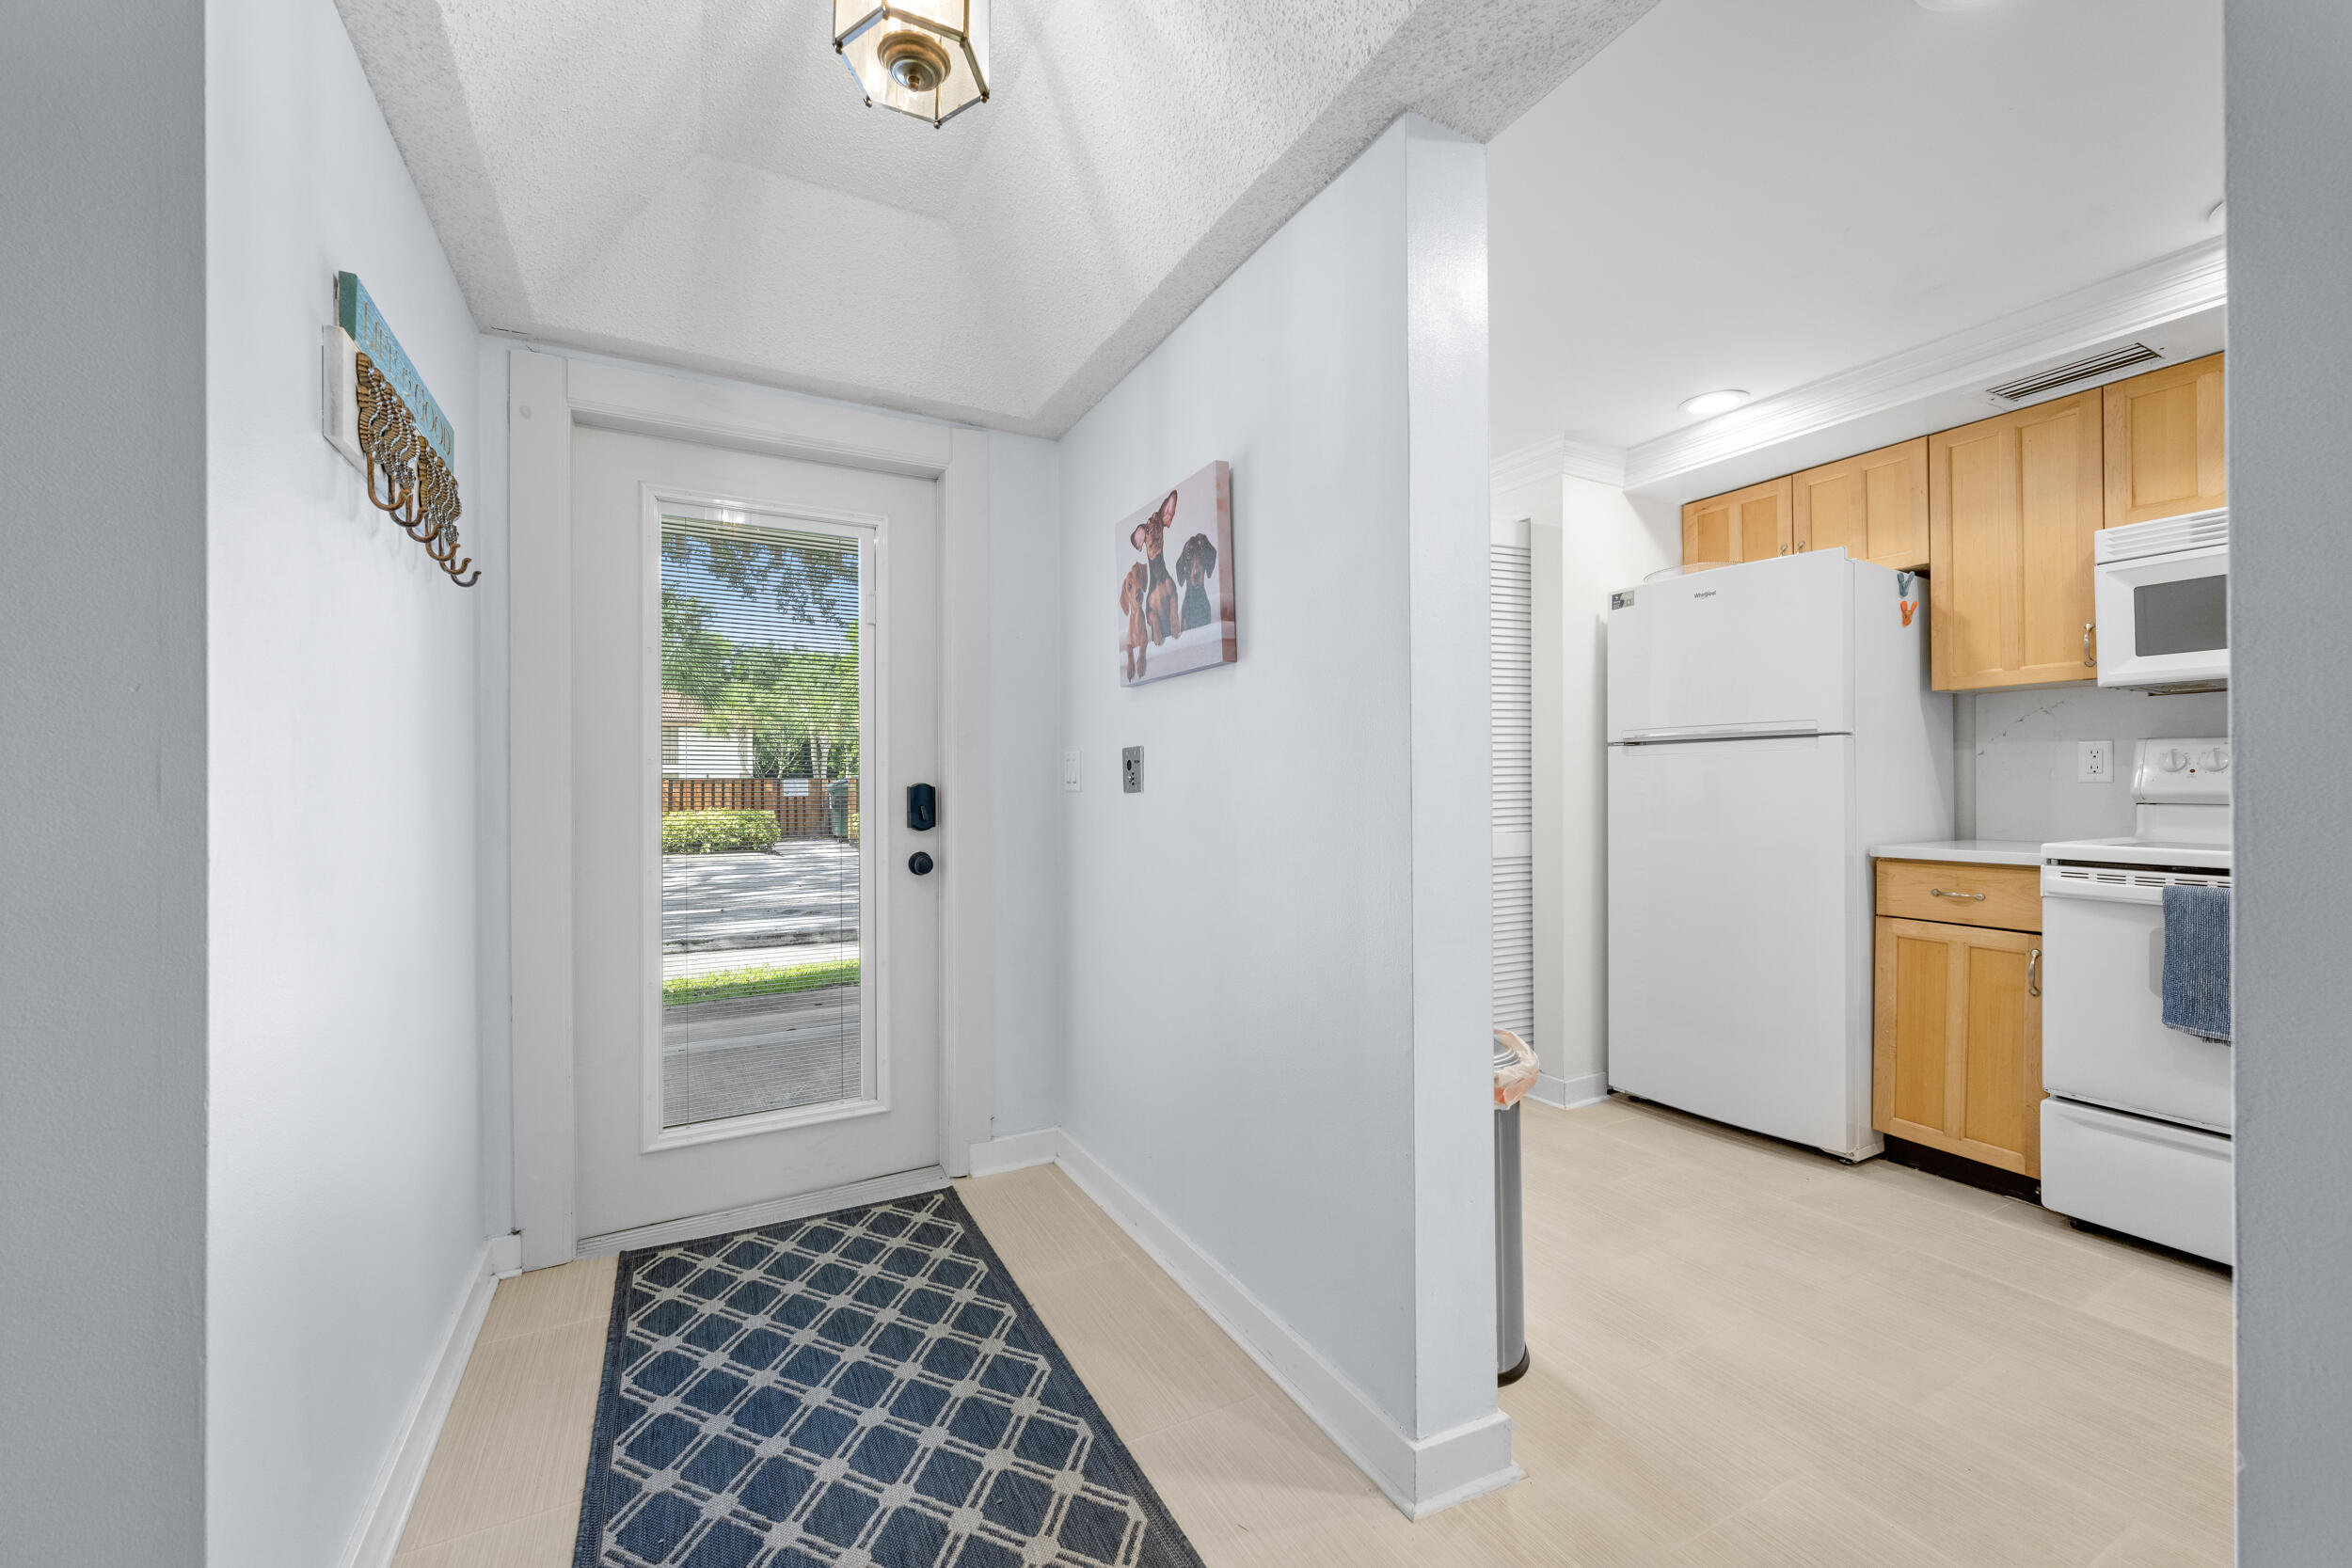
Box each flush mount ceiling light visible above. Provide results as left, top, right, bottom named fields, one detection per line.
left=1678, top=388, right=1750, bottom=418
left=834, top=1, right=991, bottom=127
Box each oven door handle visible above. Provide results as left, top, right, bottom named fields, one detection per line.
left=2028, top=948, right=2042, bottom=998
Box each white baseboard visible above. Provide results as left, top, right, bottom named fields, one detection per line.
left=967, top=1128, right=1062, bottom=1177
left=1529, top=1071, right=1609, bottom=1110
left=576, top=1164, right=950, bottom=1258
left=335, top=1236, right=506, bottom=1568
left=984, top=1129, right=1518, bottom=1518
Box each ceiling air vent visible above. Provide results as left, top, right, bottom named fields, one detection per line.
left=1986, top=342, right=2166, bottom=403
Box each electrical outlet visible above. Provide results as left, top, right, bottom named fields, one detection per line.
left=1062, top=751, right=1081, bottom=792
left=1121, top=746, right=1144, bottom=794
left=2078, top=740, right=2113, bottom=783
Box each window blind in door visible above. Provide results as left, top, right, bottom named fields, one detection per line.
left=659, top=512, right=868, bottom=1129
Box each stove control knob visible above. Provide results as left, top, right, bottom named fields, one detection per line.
left=2201, top=747, right=2231, bottom=772
left=2158, top=749, right=2190, bottom=772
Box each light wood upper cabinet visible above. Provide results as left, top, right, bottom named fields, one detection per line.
left=1928, top=390, right=2105, bottom=690
left=2105, top=352, right=2225, bottom=528
left=1873, top=911, right=2043, bottom=1178
left=1793, top=437, right=1929, bottom=571
left=1682, top=476, right=1793, bottom=566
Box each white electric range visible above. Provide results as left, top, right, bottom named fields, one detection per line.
left=2038, top=738, right=2233, bottom=1264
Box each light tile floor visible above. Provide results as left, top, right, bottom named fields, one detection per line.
left=391, top=1096, right=2232, bottom=1566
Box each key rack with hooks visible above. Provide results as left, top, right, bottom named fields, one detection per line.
left=321, top=271, right=477, bottom=587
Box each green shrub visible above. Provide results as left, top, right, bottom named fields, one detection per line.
left=663, top=958, right=859, bottom=1007
left=660, top=808, right=781, bottom=854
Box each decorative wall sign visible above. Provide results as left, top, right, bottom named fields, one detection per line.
left=1115, top=459, right=1233, bottom=686
left=321, top=271, right=476, bottom=586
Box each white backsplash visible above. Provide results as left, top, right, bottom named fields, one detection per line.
left=1967, top=686, right=2230, bottom=844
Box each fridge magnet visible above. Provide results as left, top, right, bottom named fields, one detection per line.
left=1116, top=459, right=1234, bottom=686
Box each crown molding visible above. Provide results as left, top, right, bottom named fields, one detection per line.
left=1620, top=236, right=2227, bottom=492
left=1559, top=437, right=1629, bottom=488
left=1489, top=437, right=1564, bottom=496
left=1489, top=434, right=1629, bottom=496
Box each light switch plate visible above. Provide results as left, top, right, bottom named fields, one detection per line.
left=2078, top=740, right=2113, bottom=783
left=1121, top=746, right=1144, bottom=794
left=1062, top=751, right=1081, bottom=792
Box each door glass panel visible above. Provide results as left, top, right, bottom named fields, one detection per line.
left=2134, top=573, right=2227, bottom=656
left=659, top=513, right=866, bottom=1128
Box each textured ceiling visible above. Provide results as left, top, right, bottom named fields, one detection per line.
left=338, top=0, right=1660, bottom=435
left=1486, top=0, right=2225, bottom=459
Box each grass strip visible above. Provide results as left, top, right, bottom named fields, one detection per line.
left=663, top=958, right=859, bottom=1007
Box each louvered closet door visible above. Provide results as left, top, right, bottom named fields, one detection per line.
left=1491, top=521, right=1534, bottom=1045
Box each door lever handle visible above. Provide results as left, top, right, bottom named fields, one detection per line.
left=1931, top=888, right=1987, bottom=901
left=2029, top=948, right=2042, bottom=997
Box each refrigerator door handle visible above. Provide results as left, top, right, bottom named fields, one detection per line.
left=1619, top=722, right=1825, bottom=746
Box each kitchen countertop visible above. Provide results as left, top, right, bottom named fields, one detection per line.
left=1868, top=839, right=2045, bottom=867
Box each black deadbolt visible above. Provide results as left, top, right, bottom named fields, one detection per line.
left=906, top=782, right=937, bottom=832
left=908, top=850, right=934, bottom=876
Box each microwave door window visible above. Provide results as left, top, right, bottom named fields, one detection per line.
left=2135, top=574, right=2228, bottom=657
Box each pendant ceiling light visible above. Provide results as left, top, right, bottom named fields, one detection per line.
left=834, top=1, right=991, bottom=127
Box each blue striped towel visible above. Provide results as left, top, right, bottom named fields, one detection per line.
left=2162, top=883, right=2232, bottom=1044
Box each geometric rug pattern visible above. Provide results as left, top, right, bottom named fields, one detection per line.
left=572, top=1187, right=1206, bottom=1568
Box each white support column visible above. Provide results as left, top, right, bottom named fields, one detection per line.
left=1402, top=117, right=1517, bottom=1502
left=507, top=348, right=579, bottom=1270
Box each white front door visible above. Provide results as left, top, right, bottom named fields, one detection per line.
left=569, top=426, right=942, bottom=1243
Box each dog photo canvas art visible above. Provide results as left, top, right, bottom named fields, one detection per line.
left=1117, top=459, right=1235, bottom=686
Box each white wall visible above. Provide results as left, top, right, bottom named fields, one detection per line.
left=0, top=3, right=210, bottom=1560
left=205, top=4, right=487, bottom=1564
left=1510, top=473, right=1679, bottom=1098
left=987, top=432, right=1068, bottom=1136
left=2227, top=1, right=2352, bottom=1560
left=1054, top=117, right=1499, bottom=1457
left=1968, top=686, right=2230, bottom=844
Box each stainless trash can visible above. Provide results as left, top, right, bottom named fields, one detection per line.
left=1494, top=1053, right=1530, bottom=1386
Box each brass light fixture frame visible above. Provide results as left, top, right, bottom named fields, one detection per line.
left=833, top=1, right=991, bottom=127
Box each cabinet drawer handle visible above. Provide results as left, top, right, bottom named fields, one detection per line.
left=1930, top=888, right=1987, bottom=901
left=2083, top=622, right=2096, bottom=668
left=2029, top=948, right=2042, bottom=997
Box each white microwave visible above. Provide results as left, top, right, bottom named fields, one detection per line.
left=2095, top=509, right=2228, bottom=689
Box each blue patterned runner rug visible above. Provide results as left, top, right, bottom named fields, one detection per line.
left=571, top=1186, right=1208, bottom=1568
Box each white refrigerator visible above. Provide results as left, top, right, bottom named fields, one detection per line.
left=1605, top=551, right=1951, bottom=1160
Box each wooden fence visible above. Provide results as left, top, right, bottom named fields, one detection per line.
left=661, top=777, right=859, bottom=838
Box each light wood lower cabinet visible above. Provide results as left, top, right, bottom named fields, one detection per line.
left=1875, top=859, right=2041, bottom=934
left=1873, top=903, right=2044, bottom=1178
